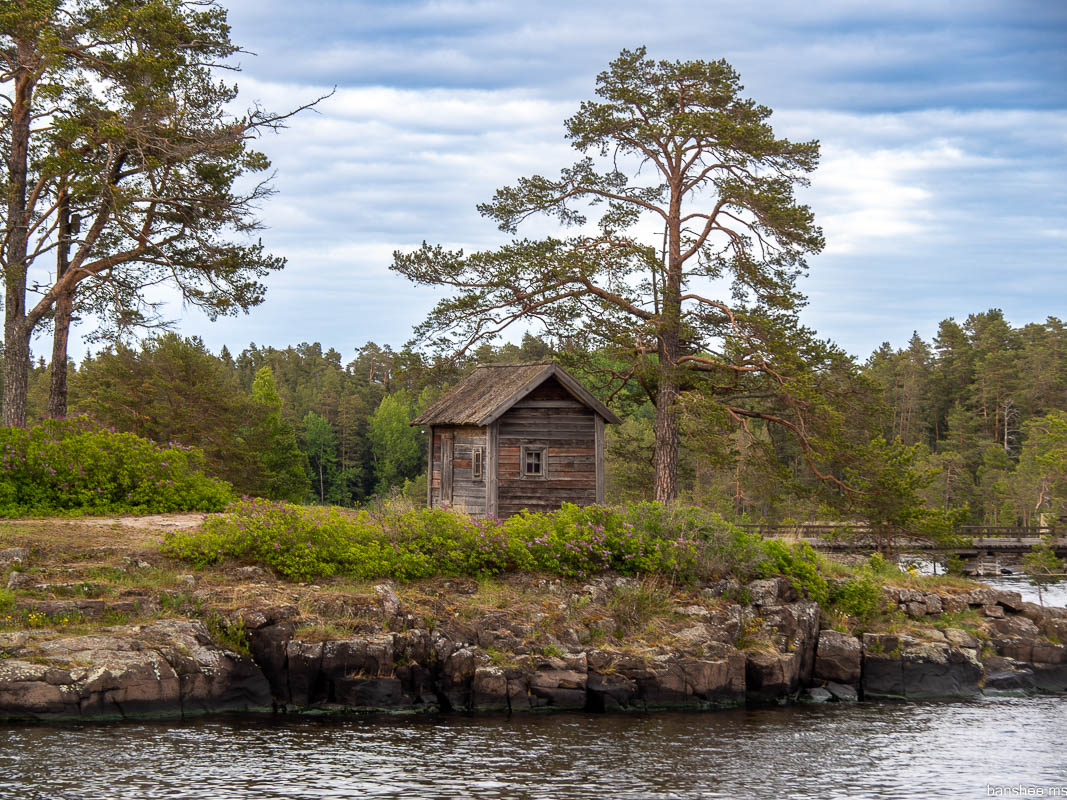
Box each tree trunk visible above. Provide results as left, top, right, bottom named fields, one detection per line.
left=648, top=184, right=682, bottom=503
left=648, top=201, right=682, bottom=501
left=652, top=374, right=679, bottom=503
left=1, top=319, right=30, bottom=427
left=2, top=39, right=35, bottom=428
left=46, top=288, right=74, bottom=419
left=47, top=190, right=73, bottom=419
left=652, top=185, right=683, bottom=505
left=733, top=462, right=743, bottom=518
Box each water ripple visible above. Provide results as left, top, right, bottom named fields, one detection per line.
left=1, top=696, right=1064, bottom=799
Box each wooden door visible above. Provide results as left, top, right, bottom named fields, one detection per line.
left=441, top=432, right=454, bottom=506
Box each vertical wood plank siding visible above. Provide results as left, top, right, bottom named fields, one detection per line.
left=594, top=415, right=605, bottom=504
left=441, top=433, right=453, bottom=505
left=426, top=425, right=434, bottom=508
left=487, top=420, right=499, bottom=519
left=429, top=425, right=488, bottom=516
left=495, top=377, right=598, bottom=517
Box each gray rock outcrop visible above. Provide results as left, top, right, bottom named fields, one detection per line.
left=814, top=630, right=862, bottom=684
left=2, top=584, right=1066, bottom=721
left=0, top=620, right=270, bottom=720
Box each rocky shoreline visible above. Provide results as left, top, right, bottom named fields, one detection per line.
left=2, top=574, right=1065, bottom=721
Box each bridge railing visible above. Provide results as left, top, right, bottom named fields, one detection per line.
left=958, top=526, right=1057, bottom=540
left=737, top=523, right=1059, bottom=543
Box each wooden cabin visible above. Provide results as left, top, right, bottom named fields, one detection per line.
left=412, top=363, right=621, bottom=518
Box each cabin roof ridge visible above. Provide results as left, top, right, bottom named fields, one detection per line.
left=480, top=360, right=554, bottom=367
left=411, top=361, right=621, bottom=427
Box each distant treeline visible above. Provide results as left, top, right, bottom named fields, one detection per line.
left=863, top=310, right=1067, bottom=526
left=7, top=309, right=1066, bottom=524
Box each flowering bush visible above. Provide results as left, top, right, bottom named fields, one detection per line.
left=161, top=498, right=772, bottom=583
left=0, top=417, right=232, bottom=516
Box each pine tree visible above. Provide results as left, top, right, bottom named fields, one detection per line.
left=393, top=48, right=825, bottom=503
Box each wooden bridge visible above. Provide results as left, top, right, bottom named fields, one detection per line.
left=738, top=524, right=1067, bottom=574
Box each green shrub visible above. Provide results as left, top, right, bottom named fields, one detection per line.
left=162, top=499, right=850, bottom=595
left=759, top=540, right=829, bottom=605
left=207, top=616, right=251, bottom=657
left=830, top=572, right=882, bottom=621
left=162, top=499, right=748, bottom=582
left=865, top=552, right=899, bottom=577
left=943, top=553, right=966, bottom=577
left=0, top=416, right=232, bottom=516
left=825, top=553, right=895, bottom=623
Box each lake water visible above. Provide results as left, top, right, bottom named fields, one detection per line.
left=906, top=556, right=1067, bottom=609
left=3, top=696, right=1066, bottom=800
left=981, top=575, right=1067, bottom=608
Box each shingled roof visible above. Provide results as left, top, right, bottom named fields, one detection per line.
left=412, top=362, right=622, bottom=427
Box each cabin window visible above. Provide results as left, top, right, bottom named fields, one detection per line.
left=472, top=446, right=484, bottom=480
left=521, top=445, right=547, bottom=478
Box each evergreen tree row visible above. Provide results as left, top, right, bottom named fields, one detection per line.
left=10, top=310, right=1066, bottom=523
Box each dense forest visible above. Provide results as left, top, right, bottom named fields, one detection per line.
left=863, top=311, right=1067, bottom=526
left=5, top=308, right=1065, bottom=526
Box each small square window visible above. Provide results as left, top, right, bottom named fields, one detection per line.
left=473, top=447, right=484, bottom=480
left=521, top=446, right=547, bottom=478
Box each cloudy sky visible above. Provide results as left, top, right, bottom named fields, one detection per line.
left=62, top=0, right=1067, bottom=362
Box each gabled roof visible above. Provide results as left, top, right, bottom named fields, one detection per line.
left=412, top=362, right=622, bottom=427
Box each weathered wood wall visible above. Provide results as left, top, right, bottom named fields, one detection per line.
left=429, top=425, right=488, bottom=515
left=495, top=377, right=597, bottom=518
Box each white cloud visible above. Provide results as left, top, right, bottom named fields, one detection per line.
left=31, top=1, right=1067, bottom=365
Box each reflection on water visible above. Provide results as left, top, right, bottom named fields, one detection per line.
left=2, top=696, right=1065, bottom=799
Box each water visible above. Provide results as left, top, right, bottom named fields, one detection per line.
left=2, top=696, right=1066, bottom=799
left=980, top=575, right=1067, bottom=608
left=903, top=555, right=1067, bottom=608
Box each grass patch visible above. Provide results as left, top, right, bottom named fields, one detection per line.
left=932, top=608, right=989, bottom=640
left=0, top=607, right=87, bottom=630
left=84, top=564, right=185, bottom=592
left=293, top=622, right=356, bottom=642
left=486, top=647, right=513, bottom=667
left=735, top=615, right=772, bottom=651
left=607, top=577, right=675, bottom=638
left=158, top=592, right=204, bottom=616
left=824, top=552, right=981, bottom=593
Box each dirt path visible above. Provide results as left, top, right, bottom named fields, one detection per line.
left=0, top=513, right=210, bottom=555
left=76, top=513, right=209, bottom=530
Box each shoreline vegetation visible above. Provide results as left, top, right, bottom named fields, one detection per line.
left=1, top=497, right=1065, bottom=722
left=0, top=418, right=232, bottom=518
